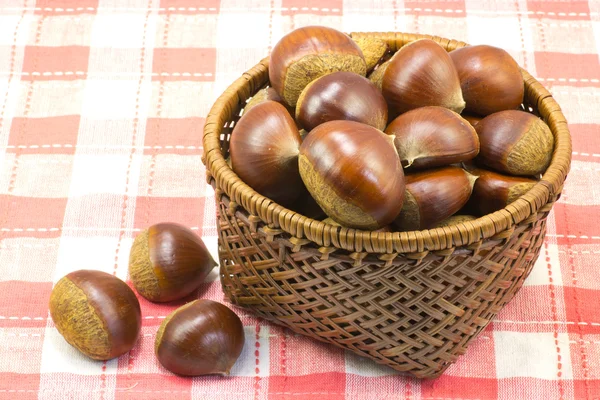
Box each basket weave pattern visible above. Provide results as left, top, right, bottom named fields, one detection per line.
left=202, top=32, right=572, bottom=378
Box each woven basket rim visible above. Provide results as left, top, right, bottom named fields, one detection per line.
left=203, top=31, right=572, bottom=254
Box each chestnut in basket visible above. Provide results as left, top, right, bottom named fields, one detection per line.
left=270, top=26, right=367, bottom=107
left=230, top=100, right=303, bottom=205
left=244, top=87, right=292, bottom=115
left=129, top=223, right=216, bottom=302
left=393, top=167, right=474, bottom=231
left=155, top=300, right=244, bottom=376
left=434, top=214, right=477, bottom=228
left=450, top=45, right=524, bottom=116
left=371, top=39, right=465, bottom=116
left=352, top=36, right=390, bottom=72
left=385, top=106, right=479, bottom=170
left=465, top=169, right=537, bottom=216
left=296, top=71, right=388, bottom=132
left=475, top=110, right=554, bottom=176
left=299, top=120, right=405, bottom=230
left=49, top=270, right=141, bottom=360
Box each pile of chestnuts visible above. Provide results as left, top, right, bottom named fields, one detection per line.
left=230, top=26, right=554, bottom=230
left=49, top=223, right=244, bottom=376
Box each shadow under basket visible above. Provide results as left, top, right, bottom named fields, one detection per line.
left=202, top=32, right=572, bottom=379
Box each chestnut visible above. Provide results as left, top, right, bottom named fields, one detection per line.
left=475, top=110, right=554, bottom=176
left=244, top=87, right=292, bottom=115
left=376, top=39, right=465, bottom=116
left=230, top=100, right=303, bottom=205
left=353, top=36, right=389, bottom=72
left=461, top=113, right=483, bottom=128
left=299, top=120, right=405, bottom=230
left=296, top=71, right=388, bottom=132
left=368, top=58, right=390, bottom=90
left=49, top=270, right=141, bottom=360
left=450, top=45, right=524, bottom=116
left=129, top=223, right=216, bottom=302
left=434, top=214, right=477, bottom=228
left=155, top=300, right=245, bottom=376
left=466, top=169, right=537, bottom=216
left=393, top=167, right=474, bottom=231
left=385, top=106, right=479, bottom=170
left=269, top=26, right=367, bottom=107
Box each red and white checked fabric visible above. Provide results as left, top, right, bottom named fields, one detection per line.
left=0, top=0, right=599, bottom=399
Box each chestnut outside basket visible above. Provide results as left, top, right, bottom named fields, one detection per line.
left=202, top=32, right=572, bottom=379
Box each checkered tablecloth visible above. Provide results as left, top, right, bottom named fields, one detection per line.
left=0, top=0, right=599, bottom=399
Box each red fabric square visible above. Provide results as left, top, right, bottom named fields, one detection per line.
left=527, top=1, right=591, bottom=20
left=574, top=380, right=600, bottom=400
left=22, top=46, right=90, bottom=80
left=535, top=53, right=600, bottom=85
left=144, top=118, right=204, bottom=154
left=268, top=373, right=346, bottom=400
left=281, top=0, right=342, bottom=15
left=34, top=0, right=99, bottom=14
left=0, top=196, right=67, bottom=239
left=405, top=0, right=466, bottom=17
left=0, top=373, right=41, bottom=399
left=0, top=281, right=52, bottom=328
left=8, top=116, right=80, bottom=154
left=553, top=203, right=600, bottom=246
left=569, top=124, right=600, bottom=160
left=421, top=376, right=498, bottom=399
left=152, top=48, right=216, bottom=81
left=563, top=287, right=600, bottom=334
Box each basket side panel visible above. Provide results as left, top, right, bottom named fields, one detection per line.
left=217, top=190, right=550, bottom=378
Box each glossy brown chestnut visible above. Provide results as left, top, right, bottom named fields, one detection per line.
left=385, top=106, right=479, bottom=170
left=393, top=167, right=474, bottom=231
left=296, top=71, right=388, bottom=132
left=155, top=300, right=245, bottom=376
left=434, top=214, right=477, bottom=228
left=129, top=223, right=216, bottom=302
left=475, top=110, right=554, bottom=176
left=244, top=87, right=292, bottom=115
left=450, top=45, right=524, bottom=116
left=230, top=101, right=303, bottom=205
left=378, top=39, right=465, bottom=116
left=49, top=270, right=141, bottom=360
left=466, top=169, right=537, bottom=216
left=353, top=36, right=389, bottom=72
left=269, top=26, right=367, bottom=107
left=299, top=120, right=405, bottom=230
left=461, top=113, right=483, bottom=128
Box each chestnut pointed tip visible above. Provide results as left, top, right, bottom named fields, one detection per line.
left=466, top=170, right=479, bottom=188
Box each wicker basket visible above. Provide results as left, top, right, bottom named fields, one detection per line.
left=202, top=32, right=572, bottom=379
